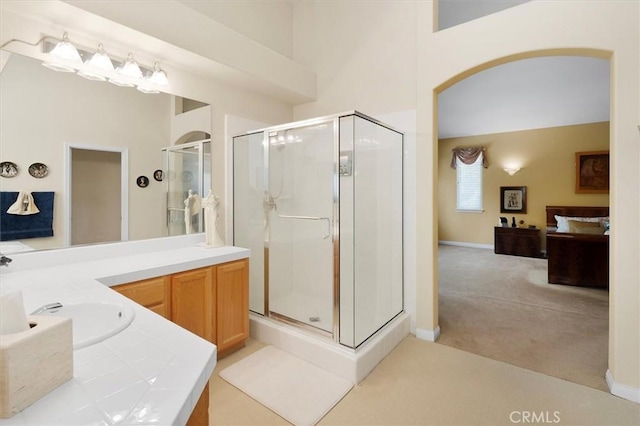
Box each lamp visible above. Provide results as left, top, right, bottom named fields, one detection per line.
left=77, top=43, right=114, bottom=81
left=108, top=53, right=143, bottom=88
left=135, top=62, right=168, bottom=93
left=117, top=53, right=143, bottom=79
left=42, top=32, right=82, bottom=72
left=148, top=62, right=169, bottom=86
left=503, top=167, right=521, bottom=176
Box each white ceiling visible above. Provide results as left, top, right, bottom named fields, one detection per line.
left=437, top=55, right=610, bottom=139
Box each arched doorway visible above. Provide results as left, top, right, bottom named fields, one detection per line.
left=434, top=52, right=610, bottom=390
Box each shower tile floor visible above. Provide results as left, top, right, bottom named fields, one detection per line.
left=269, top=291, right=333, bottom=333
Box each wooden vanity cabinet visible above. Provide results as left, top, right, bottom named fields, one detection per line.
left=171, top=267, right=215, bottom=343
left=112, top=276, right=172, bottom=319
left=216, top=259, right=249, bottom=357
left=112, top=259, right=249, bottom=356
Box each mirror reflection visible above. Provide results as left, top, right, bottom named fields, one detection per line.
left=0, top=51, right=210, bottom=252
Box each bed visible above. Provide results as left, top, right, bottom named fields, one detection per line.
left=545, top=206, right=609, bottom=289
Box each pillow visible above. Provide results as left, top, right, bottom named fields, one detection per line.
left=567, top=220, right=605, bottom=234
left=554, top=215, right=609, bottom=232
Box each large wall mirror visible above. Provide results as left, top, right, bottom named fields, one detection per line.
left=0, top=50, right=210, bottom=253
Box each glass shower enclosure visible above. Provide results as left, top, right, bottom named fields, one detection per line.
left=233, top=112, right=403, bottom=348
left=162, top=140, right=211, bottom=236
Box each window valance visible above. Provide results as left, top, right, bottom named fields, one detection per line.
left=450, top=146, right=488, bottom=169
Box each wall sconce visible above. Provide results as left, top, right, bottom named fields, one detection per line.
left=2, top=32, right=170, bottom=94
left=503, top=167, right=521, bottom=176
left=77, top=43, right=114, bottom=81
left=41, top=32, right=82, bottom=72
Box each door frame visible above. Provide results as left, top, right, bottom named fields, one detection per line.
left=64, top=143, right=129, bottom=247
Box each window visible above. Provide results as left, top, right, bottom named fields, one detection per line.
left=456, top=153, right=483, bottom=212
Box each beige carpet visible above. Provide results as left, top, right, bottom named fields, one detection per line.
left=218, top=345, right=353, bottom=426
left=210, top=337, right=640, bottom=425
left=437, top=244, right=609, bottom=391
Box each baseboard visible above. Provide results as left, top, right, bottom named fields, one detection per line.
left=438, top=241, right=493, bottom=250
left=606, top=370, right=640, bottom=403
left=416, top=326, right=440, bottom=342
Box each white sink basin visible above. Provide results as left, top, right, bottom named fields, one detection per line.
left=37, top=302, right=135, bottom=349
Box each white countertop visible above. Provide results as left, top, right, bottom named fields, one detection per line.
left=0, top=235, right=250, bottom=426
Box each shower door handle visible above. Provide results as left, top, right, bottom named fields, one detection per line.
left=277, top=215, right=331, bottom=239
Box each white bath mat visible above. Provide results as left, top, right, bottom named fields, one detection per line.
left=219, top=345, right=353, bottom=426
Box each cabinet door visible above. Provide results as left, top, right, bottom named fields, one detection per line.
left=216, top=259, right=249, bottom=354
left=113, top=276, right=172, bottom=319
left=171, top=267, right=215, bottom=342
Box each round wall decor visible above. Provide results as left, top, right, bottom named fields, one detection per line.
left=136, top=176, right=149, bottom=188
left=28, top=162, right=49, bottom=178
left=0, top=161, right=18, bottom=178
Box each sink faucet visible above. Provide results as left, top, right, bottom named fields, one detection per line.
left=0, top=255, right=12, bottom=267
left=31, top=302, right=63, bottom=315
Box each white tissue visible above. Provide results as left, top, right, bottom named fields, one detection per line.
left=0, top=290, right=30, bottom=335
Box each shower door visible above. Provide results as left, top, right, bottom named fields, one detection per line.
left=163, top=140, right=211, bottom=236
left=267, top=120, right=336, bottom=333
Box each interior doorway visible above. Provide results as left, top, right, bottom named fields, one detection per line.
left=434, top=54, right=611, bottom=390
left=64, top=144, right=128, bottom=246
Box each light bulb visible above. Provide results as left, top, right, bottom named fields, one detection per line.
left=78, top=44, right=114, bottom=81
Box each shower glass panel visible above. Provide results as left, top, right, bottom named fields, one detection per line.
left=163, top=140, right=211, bottom=236
left=268, top=122, right=335, bottom=333
left=339, top=116, right=404, bottom=347
left=233, top=132, right=267, bottom=314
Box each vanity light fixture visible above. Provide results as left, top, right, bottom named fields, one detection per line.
left=42, top=32, right=82, bottom=72
left=148, top=62, right=169, bottom=87
left=77, top=43, right=114, bottom=81
left=116, top=53, right=143, bottom=79
left=136, top=62, right=167, bottom=93
left=108, top=53, right=142, bottom=87
left=25, top=31, right=171, bottom=93
left=136, top=82, right=160, bottom=94
left=503, top=167, right=521, bottom=176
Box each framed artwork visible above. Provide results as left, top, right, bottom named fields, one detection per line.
left=575, top=150, right=609, bottom=194
left=500, top=186, right=527, bottom=214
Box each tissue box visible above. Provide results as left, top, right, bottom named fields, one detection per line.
left=0, top=315, right=73, bottom=418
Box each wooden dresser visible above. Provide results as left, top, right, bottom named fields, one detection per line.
left=494, top=226, right=541, bottom=258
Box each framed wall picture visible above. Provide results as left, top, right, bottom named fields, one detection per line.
left=500, top=186, right=527, bottom=214
left=575, top=150, right=609, bottom=194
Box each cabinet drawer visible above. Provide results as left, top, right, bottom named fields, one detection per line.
left=113, top=276, right=172, bottom=319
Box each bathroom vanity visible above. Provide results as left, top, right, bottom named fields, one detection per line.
left=113, top=259, right=249, bottom=358
left=0, top=235, right=249, bottom=425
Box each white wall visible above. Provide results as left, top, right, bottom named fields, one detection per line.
left=178, top=0, right=293, bottom=59
left=292, top=1, right=417, bottom=119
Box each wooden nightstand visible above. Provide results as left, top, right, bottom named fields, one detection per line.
left=494, top=226, right=541, bottom=258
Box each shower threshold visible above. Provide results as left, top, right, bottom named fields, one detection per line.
left=250, top=311, right=410, bottom=384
